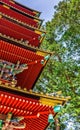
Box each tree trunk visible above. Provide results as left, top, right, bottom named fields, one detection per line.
left=55, top=118, right=60, bottom=130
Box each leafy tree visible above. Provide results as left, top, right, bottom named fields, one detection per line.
left=35, top=0, right=80, bottom=129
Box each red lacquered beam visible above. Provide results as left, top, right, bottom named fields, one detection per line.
left=0, top=106, right=8, bottom=114
left=21, top=101, right=29, bottom=110
left=30, top=103, right=39, bottom=112
left=14, top=109, right=20, bottom=115
left=27, top=102, right=36, bottom=111
left=35, top=104, right=45, bottom=112
left=0, top=94, right=7, bottom=105
left=34, top=103, right=43, bottom=112
left=18, top=99, right=26, bottom=109
left=0, top=106, right=5, bottom=113
left=0, top=94, right=4, bottom=104
left=8, top=97, right=15, bottom=106
left=5, top=96, right=11, bottom=106
left=3, top=106, right=10, bottom=114
left=0, top=105, right=4, bottom=113
left=16, top=98, right=23, bottom=108
left=11, top=98, right=19, bottom=107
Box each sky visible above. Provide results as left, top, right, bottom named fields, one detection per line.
left=16, top=0, right=61, bottom=23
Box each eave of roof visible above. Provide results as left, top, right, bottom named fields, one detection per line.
left=0, top=1, right=43, bottom=25
left=0, top=12, right=46, bottom=46
left=0, top=16, right=42, bottom=47
left=0, top=81, right=71, bottom=106
left=0, top=33, right=53, bottom=54
left=0, top=40, right=53, bottom=90
left=0, top=84, right=70, bottom=130
left=0, top=7, right=40, bottom=28
left=0, top=12, right=46, bottom=33
left=13, top=0, right=41, bottom=15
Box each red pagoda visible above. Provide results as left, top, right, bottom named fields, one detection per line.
left=0, top=0, right=70, bottom=130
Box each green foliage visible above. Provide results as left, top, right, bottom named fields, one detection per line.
left=35, top=0, right=80, bottom=129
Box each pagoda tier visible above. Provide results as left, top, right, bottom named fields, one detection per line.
left=14, top=0, right=41, bottom=18
left=0, top=16, right=42, bottom=47
left=0, top=13, right=45, bottom=46
left=0, top=0, right=41, bottom=18
left=0, top=40, right=50, bottom=90
left=0, top=3, right=42, bottom=28
left=0, top=0, right=43, bottom=28
left=0, top=33, right=47, bottom=53
left=0, top=5, right=39, bottom=28
left=0, top=85, right=70, bottom=130
left=0, top=15, right=45, bottom=47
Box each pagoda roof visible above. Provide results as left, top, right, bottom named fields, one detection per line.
left=0, top=0, right=43, bottom=27
left=0, top=12, right=46, bottom=43
left=0, top=4, right=42, bottom=28
left=14, top=0, right=41, bottom=17
left=0, top=10, right=46, bottom=34
left=0, top=16, right=43, bottom=47
left=0, top=40, right=51, bottom=90
left=1, top=0, right=41, bottom=17
left=0, top=33, right=52, bottom=54
left=0, top=85, right=70, bottom=130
